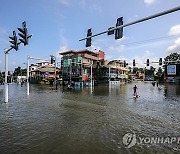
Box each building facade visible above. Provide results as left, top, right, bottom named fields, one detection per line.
left=29, top=61, right=60, bottom=84
left=60, top=49, right=128, bottom=86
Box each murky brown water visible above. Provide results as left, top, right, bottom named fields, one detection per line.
left=0, top=82, right=180, bottom=154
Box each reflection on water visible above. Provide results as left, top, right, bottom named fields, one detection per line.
left=164, top=83, right=180, bottom=97
left=0, top=83, right=180, bottom=154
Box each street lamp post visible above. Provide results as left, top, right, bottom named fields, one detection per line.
left=27, top=56, right=49, bottom=95
left=27, top=56, right=30, bottom=95
left=90, top=61, right=93, bottom=93
left=54, top=57, right=57, bottom=90
left=109, top=66, right=111, bottom=86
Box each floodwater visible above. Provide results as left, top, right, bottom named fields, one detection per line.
left=0, top=82, right=180, bottom=154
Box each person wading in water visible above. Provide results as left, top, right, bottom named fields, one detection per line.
left=133, top=85, right=138, bottom=97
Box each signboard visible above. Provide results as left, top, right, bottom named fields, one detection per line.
left=167, top=65, right=176, bottom=75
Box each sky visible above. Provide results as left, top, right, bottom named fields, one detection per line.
left=0, top=0, right=180, bottom=71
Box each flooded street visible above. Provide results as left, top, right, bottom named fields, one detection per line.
left=0, top=82, right=180, bottom=154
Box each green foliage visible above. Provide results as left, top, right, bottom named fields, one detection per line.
left=145, top=66, right=155, bottom=76
left=164, top=53, right=180, bottom=64
left=13, top=66, right=27, bottom=76
left=155, top=67, right=164, bottom=82
left=0, top=71, right=4, bottom=83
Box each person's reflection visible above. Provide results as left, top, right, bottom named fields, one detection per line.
left=164, top=87, right=167, bottom=97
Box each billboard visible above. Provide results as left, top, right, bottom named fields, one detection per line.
left=167, top=65, right=176, bottom=75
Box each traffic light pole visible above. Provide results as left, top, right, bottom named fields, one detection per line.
left=5, top=51, right=9, bottom=102
left=4, top=48, right=12, bottom=102
left=79, top=6, right=180, bottom=41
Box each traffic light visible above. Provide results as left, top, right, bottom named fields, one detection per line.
left=61, top=59, right=64, bottom=67
left=51, top=56, right=55, bottom=64
left=115, top=17, right=123, bottom=39
left=9, top=31, right=18, bottom=51
left=133, top=59, right=135, bottom=67
left=86, top=28, right=92, bottom=47
left=124, top=60, right=126, bottom=67
left=18, top=21, right=28, bottom=45
left=107, top=27, right=114, bottom=35
left=147, top=59, right=149, bottom=66
left=159, top=58, right=162, bottom=65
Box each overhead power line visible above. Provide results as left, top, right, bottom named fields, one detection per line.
left=123, top=34, right=180, bottom=47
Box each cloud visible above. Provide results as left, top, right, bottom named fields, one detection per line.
left=124, top=50, right=159, bottom=68
left=56, top=0, right=71, bottom=5
left=90, top=3, right=102, bottom=13
left=108, top=44, right=125, bottom=53
left=79, top=0, right=86, bottom=9
left=55, top=45, right=68, bottom=59
left=78, top=0, right=102, bottom=12
left=166, top=37, right=180, bottom=53
left=168, top=25, right=180, bottom=36
left=55, top=29, right=69, bottom=59
left=125, top=38, right=171, bottom=51
left=144, top=0, right=157, bottom=5
left=107, top=36, right=126, bottom=52
left=106, top=55, right=113, bottom=60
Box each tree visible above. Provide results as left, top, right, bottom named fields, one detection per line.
left=164, top=53, right=180, bottom=65
left=0, top=71, right=3, bottom=84
left=145, top=66, right=155, bottom=76
left=155, top=67, right=164, bottom=82
left=13, top=66, right=27, bottom=77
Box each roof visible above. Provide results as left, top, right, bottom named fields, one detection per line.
left=103, top=65, right=128, bottom=71
left=60, top=49, right=97, bottom=56
left=108, top=60, right=124, bottom=64
left=32, top=65, right=60, bottom=73
left=36, top=61, right=50, bottom=64
left=77, top=49, right=97, bottom=55
left=60, top=50, right=76, bottom=55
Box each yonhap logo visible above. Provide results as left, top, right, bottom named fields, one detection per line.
left=122, top=133, right=137, bottom=148
left=123, top=132, right=180, bottom=149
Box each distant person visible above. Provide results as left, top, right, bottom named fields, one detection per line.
left=21, top=81, right=23, bottom=87
left=133, top=85, right=138, bottom=96
left=156, top=81, right=159, bottom=87
left=152, top=81, right=155, bottom=86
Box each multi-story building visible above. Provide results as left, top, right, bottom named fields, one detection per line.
left=60, top=49, right=105, bottom=86
left=94, top=60, right=128, bottom=85
left=29, top=61, right=60, bottom=84
left=60, top=49, right=128, bottom=86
